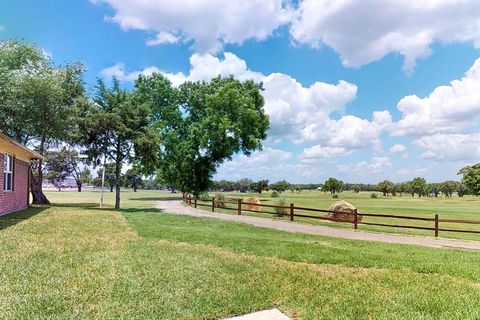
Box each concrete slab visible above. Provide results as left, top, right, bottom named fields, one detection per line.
left=223, top=308, right=291, bottom=320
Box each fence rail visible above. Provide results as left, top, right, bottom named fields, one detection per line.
left=182, top=194, right=480, bottom=238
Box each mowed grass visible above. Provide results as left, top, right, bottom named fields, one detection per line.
left=0, top=190, right=479, bottom=319
left=195, top=190, right=480, bottom=240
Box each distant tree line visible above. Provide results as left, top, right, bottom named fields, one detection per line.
left=210, top=170, right=479, bottom=198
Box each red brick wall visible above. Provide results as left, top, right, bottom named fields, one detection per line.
left=0, top=154, right=30, bottom=216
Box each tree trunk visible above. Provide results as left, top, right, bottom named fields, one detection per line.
left=30, top=164, right=50, bottom=205
left=133, top=186, right=137, bottom=192
left=77, top=182, right=82, bottom=192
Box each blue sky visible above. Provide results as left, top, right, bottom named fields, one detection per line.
left=2, top=0, right=480, bottom=183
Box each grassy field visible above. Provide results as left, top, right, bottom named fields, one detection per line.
left=193, top=190, right=480, bottom=240
left=1, top=190, right=480, bottom=319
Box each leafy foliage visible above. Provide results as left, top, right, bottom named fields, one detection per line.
left=458, top=163, right=480, bottom=196
left=408, top=177, right=428, bottom=197
left=269, top=180, right=290, bottom=193
left=123, top=167, right=145, bottom=192
left=214, top=192, right=227, bottom=208
left=378, top=180, right=395, bottom=196
left=251, top=179, right=269, bottom=194
left=323, top=177, right=344, bottom=195
left=77, top=78, right=159, bottom=209
left=0, top=40, right=85, bottom=203
left=140, top=75, right=269, bottom=196
left=92, top=163, right=116, bottom=192
left=274, top=197, right=288, bottom=217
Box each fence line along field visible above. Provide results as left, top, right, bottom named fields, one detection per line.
left=188, top=190, right=480, bottom=240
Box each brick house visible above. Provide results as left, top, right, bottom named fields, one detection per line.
left=0, top=133, right=43, bottom=216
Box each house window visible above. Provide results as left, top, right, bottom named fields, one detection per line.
left=3, top=154, right=13, bottom=192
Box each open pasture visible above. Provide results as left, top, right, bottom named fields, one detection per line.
left=193, top=190, right=480, bottom=240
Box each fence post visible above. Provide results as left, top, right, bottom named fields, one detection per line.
left=290, top=203, right=294, bottom=221
left=237, top=199, right=242, bottom=215
left=435, top=214, right=439, bottom=237
left=212, top=197, right=215, bottom=212
left=353, top=209, right=358, bottom=230
left=194, top=197, right=197, bottom=208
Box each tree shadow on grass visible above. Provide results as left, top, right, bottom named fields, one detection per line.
left=0, top=206, right=48, bottom=232
left=120, top=207, right=165, bottom=214
left=50, top=203, right=101, bottom=209
left=129, top=197, right=182, bottom=201
left=49, top=203, right=122, bottom=213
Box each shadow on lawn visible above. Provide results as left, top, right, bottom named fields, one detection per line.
left=129, top=197, right=182, bottom=201
left=121, top=207, right=165, bottom=214
left=50, top=203, right=100, bottom=208
left=0, top=206, right=48, bottom=232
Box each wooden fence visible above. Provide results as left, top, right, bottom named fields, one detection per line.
left=182, top=194, right=480, bottom=238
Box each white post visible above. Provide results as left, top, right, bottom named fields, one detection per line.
left=100, top=155, right=106, bottom=208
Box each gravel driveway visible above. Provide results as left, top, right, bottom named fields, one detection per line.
left=157, top=200, right=480, bottom=251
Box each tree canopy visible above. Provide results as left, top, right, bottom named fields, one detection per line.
left=0, top=40, right=85, bottom=203
left=77, top=78, right=159, bottom=209
left=378, top=180, right=395, bottom=196
left=270, top=180, right=290, bottom=193
left=458, top=163, right=480, bottom=196
left=137, top=74, right=270, bottom=196
left=323, top=177, right=343, bottom=195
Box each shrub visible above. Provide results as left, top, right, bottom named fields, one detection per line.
left=271, top=190, right=279, bottom=198
left=215, top=193, right=226, bottom=208
left=370, top=193, right=378, bottom=199
left=199, top=192, right=211, bottom=201
left=274, top=197, right=288, bottom=217
left=332, top=194, right=339, bottom=199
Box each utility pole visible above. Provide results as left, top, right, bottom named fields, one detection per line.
left=100, top=155, right=106, bottom=208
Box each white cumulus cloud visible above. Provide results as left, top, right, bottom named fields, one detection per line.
left=391, top=57, right=480, bottom=136
left=100, top=63, right=161, bottom=82
left=355, top=156, right=393, bottom=174
left=414, top=133, right=480, bottom=162
left=93, top=0, right=292, bottom=53
left=215, top=147, right=293, bottom=180
left=389, top=144, right=406, bottom=153
left=299, top=110, right=392, bottom=151
left=290, top=0, right=480, bottom=72
left=301, top=145, right=352, bottom=160
left=102, top=52, right=372, bottom=153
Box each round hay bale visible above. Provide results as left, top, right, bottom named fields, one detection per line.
left=243, top=197, right=261, bottom=212
left=327, top=200, right=362, bottom=223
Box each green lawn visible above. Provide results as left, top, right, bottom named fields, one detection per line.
left=193, top=190, right=480, bottom=240
left=0, top=190, right=479, bottom=319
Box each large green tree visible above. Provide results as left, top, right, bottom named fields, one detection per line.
left=269, top=180, right=290, bottom=193
left=0, top=40, right=84, bottom=204
left=251, top=179, right=269, bottom=194
left=77, top=78, right=159, bottom=209
left=439, top=180, right=457, bottom=198
left=123, top=167, right=144, bottom=192
left=408, top=177, right=428, bottom=197
left=378, top=180, right=395, bottom=196
left=136, top=74, right=269, bottom=196
left=458, top=163, right=480, bottom=196
left=323, top=177, right=344, bottom=195
left=92, top=163, right=116, bottom=193
left=44, top=148, right=91, bottom=192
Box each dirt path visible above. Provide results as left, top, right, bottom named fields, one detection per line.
left=157, top=200, right=480, bottom=251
